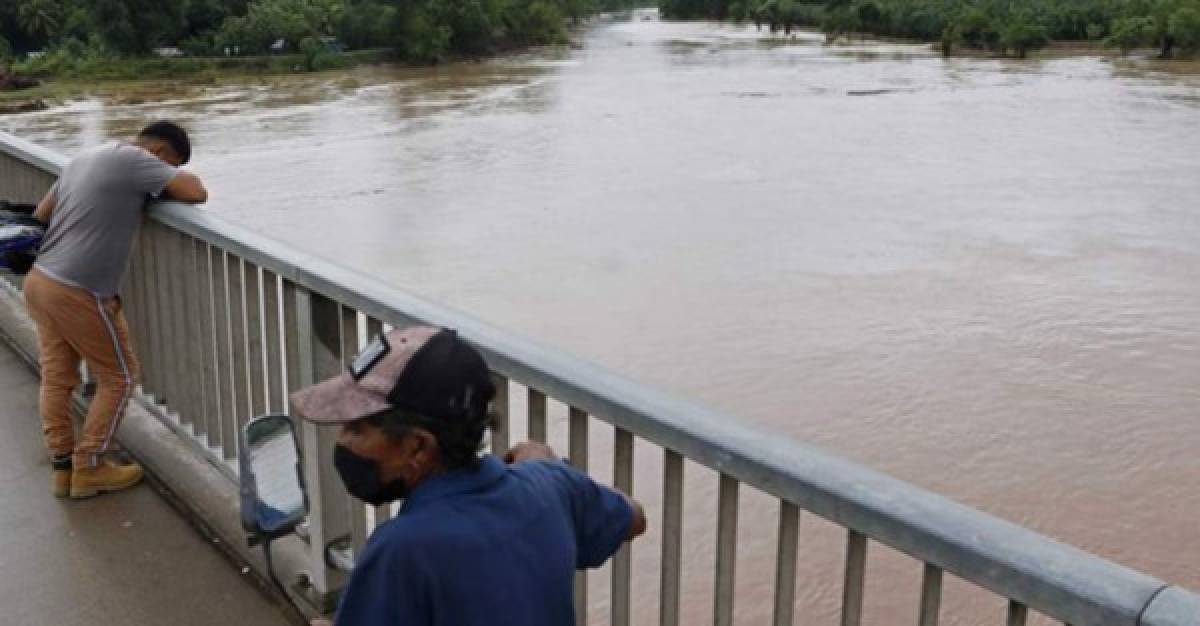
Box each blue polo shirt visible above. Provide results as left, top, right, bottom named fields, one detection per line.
left=334, top=455, right=633, bottom=626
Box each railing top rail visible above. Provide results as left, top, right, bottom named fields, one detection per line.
left=0, top=131, right=65, bottom=176
left=3, top=130, right=1196, bottom=626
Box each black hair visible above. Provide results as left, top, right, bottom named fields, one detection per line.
left=138, top=120, right=191, bottom=164
left=367, top=405, right=496, bottom=471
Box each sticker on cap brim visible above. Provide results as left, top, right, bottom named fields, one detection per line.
left=350, top=334, right=390, bottom=380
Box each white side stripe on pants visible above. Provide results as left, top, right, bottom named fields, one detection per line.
left=94, top=296, right=133, bottom=467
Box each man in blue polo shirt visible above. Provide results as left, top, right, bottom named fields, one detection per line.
left=291, top=325, right=647, bottom=626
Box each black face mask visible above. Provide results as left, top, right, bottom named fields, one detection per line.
left=333, top=445, right=409, bottom=506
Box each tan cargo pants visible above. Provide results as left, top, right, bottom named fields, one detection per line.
left=23, top=267, right=140, bottom=468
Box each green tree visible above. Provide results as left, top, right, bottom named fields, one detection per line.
left=1168, top=4, right=1200, bottom=54
left=821, top=7, right=861, bottom=41
left=397, top=6, right=453, bottom=62
left=656, top=0, right=1191, bottom=60
left=436, top=0, right=497, bottom=54
left=217, top=0, right=344, bottom=54
left=998, top=11, right=1049, bottom=57
left=1105, top=15, right=1154, bottom=53
left=17, top=0, right=64, bottom=40
left=92, top=0, right=136, bottom=54
left=59, top=4, right=96, bottom=44
left=953, top=8, right=1000, bottom=51
left=856, top=0, right=884, bottom=31
left=17, top=0, right=63, bottom=39
left=299, top=35, right=342, bottom=69
left=501, top=1, right=568, bottom=45
left=1147, top=0, right=1180, bottom=56
left=88, top=0, right=186, bottom=55
left=337, top=1, right=398, bottom=49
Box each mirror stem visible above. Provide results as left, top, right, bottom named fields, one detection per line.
left=262, top=538, right=293, bottom=607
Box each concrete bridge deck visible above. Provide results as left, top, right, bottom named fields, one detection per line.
left=0, top=343, right=295, bottom=626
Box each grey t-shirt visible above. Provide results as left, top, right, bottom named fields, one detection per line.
left=35, top=142, right=177, bottom=297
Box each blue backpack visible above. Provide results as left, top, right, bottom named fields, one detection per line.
left=0, top=201, right=44, bottom=274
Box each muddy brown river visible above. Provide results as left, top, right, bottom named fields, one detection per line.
left=5, top=9, right=1199, bottom=625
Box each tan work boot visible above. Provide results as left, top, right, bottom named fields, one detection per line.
left=51, top=456, right=72, bottom=498
left=70, top=458, right=144, bottom=499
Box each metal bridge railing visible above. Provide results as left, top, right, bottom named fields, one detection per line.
left=1, top=130, right=1196, bottom=625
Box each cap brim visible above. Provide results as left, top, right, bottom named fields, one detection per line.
left=290, top=372, right=393, bottom=424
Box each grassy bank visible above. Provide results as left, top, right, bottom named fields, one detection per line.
left=12, top=48, right=392, bottom=82
left=661, top=0, right=1200, bottom=59
left=0, top=48, right=391, bottom=112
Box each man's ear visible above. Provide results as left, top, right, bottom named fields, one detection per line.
left=409, top=428, right=440, bottom=465
left=157, top=145, right=182, bottom=167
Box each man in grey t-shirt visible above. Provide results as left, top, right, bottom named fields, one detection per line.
left=26, top=121, right=208, bottom=499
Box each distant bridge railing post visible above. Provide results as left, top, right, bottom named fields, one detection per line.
left=2, top=130, right=1198, bottom=625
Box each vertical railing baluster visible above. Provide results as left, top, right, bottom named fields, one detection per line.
left=569, top=407, right=590, bottom=626
left=282, top=280, right=301, bottom=401
left=227, top=255, right=251, bottom=450
left=137, top=222, right=159, bottom=403
left=773, top=501, right=800, bottom=626
left=363, top=317, right=389, bottom=526
left=172, top=230, right=201, bottom=427
left=179, top=233, right=207, bottom=434
left=339, top=305, right=358, bottom=363
left=120, top=245, right=138, bottom=353
left=244, top=262, right=267, bottom=419
left=1006, top=601, right=1028, bottom=626
left=122, top=238, right=146, bottom=397
left=714, top=474, right=739, bottom=626
left=567, top=408, right=589, bottom=469
left=166, top=225, right=188, bottom=416
left=262, top=269, right=284, bottom=413
left=170, top=229, right=195, bottom=424
left=195, top=238, right=219, bottom=444
left=339, top=305, right=369, bottom=555
left=918, top=564, right=943, bottom=626
left=137, top=233, right=155, bottom=398
left=661, top=450, right=684, bottom=626
left=210, top=248, right=235, bottom=458
left=841, top=530, right=868, bottom=626
left=490, top=374, right=509, bottom=456
left=285, top=284, right=350, bottom=599
left=164, top=229, right=187, bottom=423
left=131, top=230, right=156, bottom=401
left=612, top=427, right=634, bottom=626
left=528, top=388, right=547, bottom=443
left=150, top=223, right=176, bottom=412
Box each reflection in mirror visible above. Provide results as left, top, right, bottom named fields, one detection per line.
left=240, top=414, right=307, bottom=543
left=250, top=429, right=306, bottom=533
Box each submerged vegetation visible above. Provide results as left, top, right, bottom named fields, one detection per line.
left=659, top=0, right=1200, bottom=58
left=0, top=0, right=643, bottom=80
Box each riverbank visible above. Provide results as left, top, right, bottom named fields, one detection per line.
left=12, top=48, right=391, bottom=82
left=936, top=38, right=1120, bottom=59
left=0, top=48, right=391, bottom=113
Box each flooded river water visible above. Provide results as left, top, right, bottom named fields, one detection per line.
left=5, top=9, right=1199, bottom=624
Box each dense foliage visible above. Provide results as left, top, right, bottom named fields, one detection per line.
left=659, top=0, right=1200, bottom=57
left=0, top=0, right=643, bottom=72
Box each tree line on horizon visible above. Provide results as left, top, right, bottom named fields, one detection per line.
left=658, top=0, right=1200, bottom=58
left=0, top=0, right=644, bottom=70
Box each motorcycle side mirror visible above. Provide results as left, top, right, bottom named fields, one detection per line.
left=239, top=414, right=308, bottom=546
